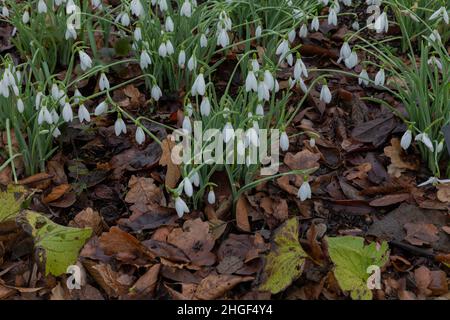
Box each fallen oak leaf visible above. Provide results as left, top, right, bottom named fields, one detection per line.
left=195, top=274, right=254, bottom=300
left=369, top=193, right=411, bottom=207
left=42, top=184, right=71, bottom=204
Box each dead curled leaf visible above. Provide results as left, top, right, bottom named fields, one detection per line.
left=436, top=184, right=450, bottom=203
left=384, top=138, right=419, bottom=177
left=236, top=195, right=251, bottom=232
left=128, top=264, right=161, bottom=299
left=284, top=150, right=321, bottom=170
left=194, top=274, right=254, bottom=300
left=404, top=222, right=439, bottom=246
left=125, top=175, right=165, bottom=215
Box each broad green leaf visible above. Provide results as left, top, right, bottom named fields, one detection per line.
left=327, top=236, right=389, bottom=300
left=23, top=211, right=92, bottom=276
left=0, top=185, right=26, bottom=223
left=260, top=218, right=308, bottom=294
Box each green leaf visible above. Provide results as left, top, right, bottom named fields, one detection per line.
left=23, top=211, right=92, bottom=276
left=260, top=218, right=308, bottom=294
left=0, top=185, right=26, bottom=223
left=326, top=236, right=389, bottom=300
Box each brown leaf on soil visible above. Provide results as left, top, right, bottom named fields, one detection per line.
left=142, top=239, right=190, bottom=264
left=128, top=264, right=161, bottom=299
left=404, top=223, right=439, bottom=246
left=236, top=195, right=251, bottom=232
left=436, top=184, right=450, bottom=203
left=42, top=184, right=71, bottom=204
left=414, top=266, right=432, bottom=296
left=17, top=173, right=53, bottom=187
left=428, top=271, right=448, bottom=296
left=83, top=261, right=132, bottom=298
left=47, top=154, right=68, bottom=185
left=369, top=193, right=411, bottom=207
left=0, top=284, right=15, bottom=300
left=384, top=138, right=420, bottom=177
left=167, top=218, right=216, bottom=267
left=69, top=208, right=105, bottom=235
left=99, top=227, right=154, bottom=264
left=260, top=197, right=289, bottom=229
left=195, top=274, right=254, bottom=300
left=165, top=283, right=198, bottom=300
left=276, top=175, right=300, bottom=195
left=351, top=115, right=396, bottom=147
left=344, top=163, right=372, bottom=181
left=159, top=136, right=181, bottom=189
left=125, top=175, right=165, bottom=215
left=284, top=150, right=320, bottom=170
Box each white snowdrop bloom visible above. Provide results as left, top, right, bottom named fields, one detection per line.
left=374, top=68, right=385, bottom=86
left=217, top=28, right=230, bottom=48
left=52, top=127, right=61, bottom=138
left=207, top=190, right=216, bottom=204
left=62, top=102, right=73, bottom=122
left=51, top=109, right=59, bottom=123
left=286, top=53, right=294, bottom=66
left=429, top=7, right=448, bottom=24
left=185, top=103, right=193, bottom=117
left=158, top=0, right=168, bottom=12
left=79, top=51, right=92, bottom=71
left=22, top=11, right=30, bottom=24
left=182, top=116, right=192, bottom=133
left=294, top=57, right=308, bottom=80
left=91, top=0, right=102, bottom=9
left=38, top=0, right=48, bottom=13
left=134, top=126, right=145, bottom=144
left=166, top=40, right=174, bottom=55
left=12, top=85, right=19, bottom=97
left=418, top=177, right=450, bottom=187
left=165, top=16, right=174, bottom=32
left=344, top=51, right=358, bottom=69
left=38, top=106, right=53, bottom=125
left=251, top=59, right=260, bottom=73
left=180, top=0, right=192, bottom=17
left=246, top=128, right=259, bottom=147
left=151, top=84, right=162, bottom=101
left=131, top=0, right=144, bottom=17
left=190, top=171, right=200, bottom=187
left=17, top=98, right=24, bottom=113
left=199, top=97, right=211, bottom=117
left=175, top=197, right=189, bottom=218
left=255, top=25, right=262, bottom=38
left=182, top=177, right=193, bottom=197
left=140, top=50, right=152, bottom=69
left=428, top=30, right=441, bottom=44
left=437, top=141, right=444, bottom=154
left=191, top=73, right=206, bottom=96
left=187, top=56, right=197, bottom=71
left=74, top=89, right=82, bottom=104
left=320, top=84, right=332, bottom=104
left=99, top=73, right=110, bottom=91
left=35, top=92, right=43, bottom=109
left=2, top=7, right=10, bottom=18
left=78, top=104, right=91, bottom=123
left=94, top=101, right=108, bottom=116
left=178, top=50, right=186, bottom=68
left=264, top=70, right=275, bottom=91
left=256, top=104, right=264, bottom=116
left=114, top=118, right=127, bottom=136
left=257, top=81, right=270, bottom=102
left=328, top=8, right=337, bottom=26
left=342, top=0, right=351, bottom=6
left=310, top=138, right=316, bottom=148
left=400, top=130, right=412, bottom=150
left=339, top=42, right=351, bottom=61
left=158, top=42, right=167, bottom=57
left=223, top=122, right=235, bottom=144
left=427, top=56, right=442, bottom=71
left=65, top=24, right=77, bottom=40
left=134, top=27, right=142, bottom=42
left=358, top=69, right=370, bottom=86
left=237, top=139, right=245, bottom=156
left=298, top=180, right=312, bottom=201
left=311, top=16, right=320, bottom=31
left=120, top=12, right=130, bottom=26
left=299, top=24, right=308, bottom=38
left=288, top=29, right=296, bottom=43
left=200, top=34, right=208, bottom=48
left=352, top=21, right=360, bottom=30
left=374, top=12, right=388, bottom=33
left=319, top=0, right=329, bottom=5
left=298, top=78, right=308, bottom=93
left=245, top=71, right=258, bottom=92
left=415, top=133, right=434, bottom=152
left=276, top=39, right=289, bottom=57
left=280, top=132, right=289, bottom=152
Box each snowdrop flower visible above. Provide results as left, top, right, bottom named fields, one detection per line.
left=16, top=98, right=24, bottom=113
left=79, top=51, right=92, bottom=71
left=276, top=39, right=290, bottom=57
left=91, top=0, right=102, bottom=9
left=165, top=40, right=174, bottom=55
left=207, top=189, right=216, bottom=204
left=22, top=11, right=30, bottom=24
left=120, top=12, right=130, bottom=27
left=374, top=12, right=388, bottom=33
left=151, top=84, right=162, bottom=101
left=374, top=68, right=385, bottom=86
left=319, top=0, right=329, bottom=5
left=51, top=84, right=60, bottom=101
left=344, top=51, right=358, bottom=69
left=182, top=116, right=192, bottom=133
left=264, top=70, right=275, bottom=91
left=114, top=118, right=127, bottom=136
left=358, top=69, right=370, bottom=86
left=400, top=129, right=412, bottom=150
left=255, top=24, right=262, bottom=38
left=428, top=56, right=442, bottom=71
left=78, top=104, right=91, bottom=123
left=1, top=6, right=9, bottom=18
left=223, top=122, right=235, bottom=144
left=52, top=127, right=61, bottom=138
left=299, top=24, right=308, bottom=38
left=135, top=127, right=145, bottom=144
left=429, top=7, right=449, bottom=24
left=294, top=56, right=308, bottom=80
left=99, top=73, right=110, bottom=91
left=428, top=30, right=442, bottom=44
left=196, top=97, right=210, bottom=117
left=311, top=16, right=320, bottom=31
left=310, top=138, right=316, bottom=148
left=187, top=55, right=197, bottom=71
left=190, top=172, right=200, bottom=187
left=35, top=92, right=43, bottom=109
left=140, top=50, right=152, bottom=69
left=437, top=141, right=444, bottom=154
left=418, top=177, right=450, bottom=187
left=191, top=72, right=206, bottom=96
left=200, top=34, right=208, bottom=48
left=38, top=0, right=47, bottom=13
left=62, top=102, right=73, bottom=122
left=182, top=177, right=193, bottom=197
left=339, top=41, right=351, bottom=61
left=298, top=78, right=308, bottom=93
left=257, top=81, right=270, bottom=102
left=415, top=133, right=434, bottom=152
left=65, top=24, right=77, bottom=40
left=256, top=104, right=264, bottom=116
left=251, top=58, right=260, bottom=73
left=320, top=83, right=332, bottom=104
left=185, top=103, right=193, bottom=117
left=342, top=0, right=352, bottom=6
left=245, top=70, right=258, bottom=92
left=165, top=16, right=174, bottom=32
left=180, top=0, right=192, bottom=17
left=158, top=0, right=168, bottom=12
left=328, top=8, right=337, bottom=26
left=178, top=50, right=186, bottom=68
left=288, top=29, right=296, bottom=43
left=217, top=28, right=230, bottom=48
left=134, top=27, right=142, bottom=41
left=51, top=109, right=59, bottom=123
left=175, top=197, right=189, bottom=218
left=74, top=89, right=82, bottom=104
left=158, top=42, right=167, bottom=57
left=38, top=106, right=53, bottom=125
left=298, top=180, right=312, bottom=201
left=352, top=21, right=360, bottom=31
left=94, top=101, right=108, bottom=116
left=131, top=0, right=144, bottom=17
left=280, top=131, right=289, bottom=151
